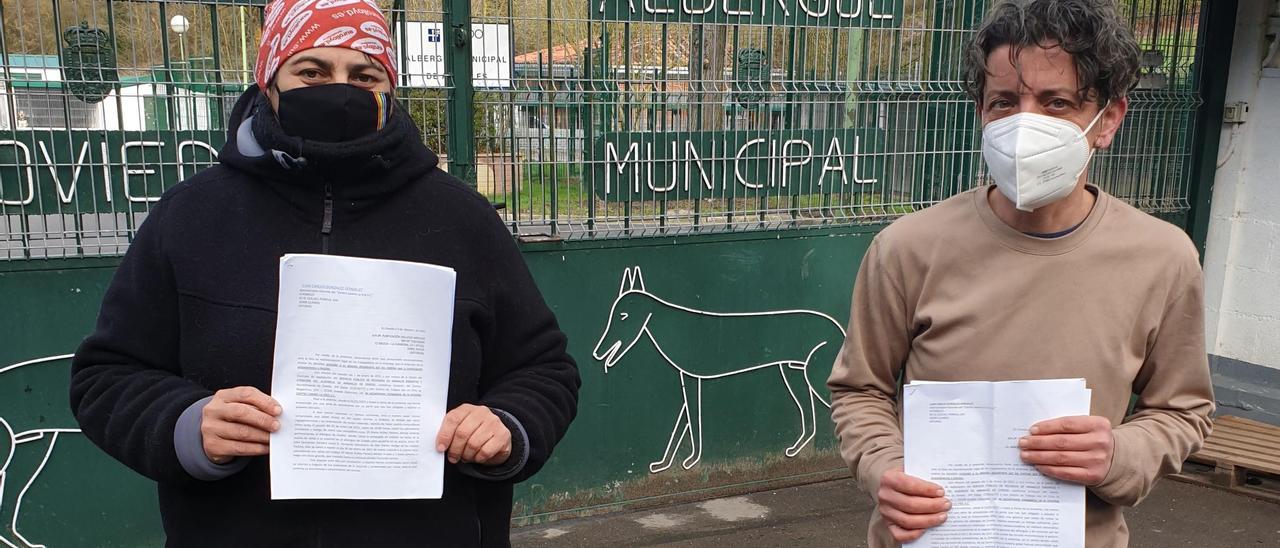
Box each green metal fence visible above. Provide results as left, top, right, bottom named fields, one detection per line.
left=0, top=0, right=1206, bottom=255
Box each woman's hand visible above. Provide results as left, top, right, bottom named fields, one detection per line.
left=201, top=386, right=282, bottom=464
left=435, top=404, right=513, bottom=466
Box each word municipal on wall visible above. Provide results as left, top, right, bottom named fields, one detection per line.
left=0, top=132, right=223, bottom=208
left=594, top=0, right=900, bottom=26
left=592, top=129, right=883, bottom=200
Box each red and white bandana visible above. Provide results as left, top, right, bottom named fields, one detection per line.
left=254, top=0, right=398, bottom=91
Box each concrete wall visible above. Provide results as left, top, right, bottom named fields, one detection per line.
left=1202, top=0, right=1280, bottom=423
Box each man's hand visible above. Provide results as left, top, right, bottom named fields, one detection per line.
left=435, top=404, right=512, bottom=466
left=202, top=386, right=282, bottom=464
left=878, top=467, right=950, bottom=543
left=1020, top=415, right=1114, bottom=485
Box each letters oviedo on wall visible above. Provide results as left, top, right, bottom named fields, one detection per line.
left=0, top=131, right=222, bottom=208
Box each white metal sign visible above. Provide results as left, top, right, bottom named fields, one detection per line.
left=399, top=23, right=512, bottom=88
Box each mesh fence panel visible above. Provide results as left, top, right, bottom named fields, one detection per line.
left=0, top=0, right=1205, bottom=257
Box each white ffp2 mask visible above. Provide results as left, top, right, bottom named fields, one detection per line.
left=981, top=105, right=1108, bottom=212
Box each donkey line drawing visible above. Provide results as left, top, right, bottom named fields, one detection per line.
left=592, top=266, right=846, bottom=473
left=0, top=354, right=79, bottom=548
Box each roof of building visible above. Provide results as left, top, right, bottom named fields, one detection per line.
left=514, top=41, right=587, bottom=65
left=1, top=54, right=61, bottom=69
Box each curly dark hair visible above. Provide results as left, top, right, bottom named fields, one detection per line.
left=964, top=0, right=1141, bottom=106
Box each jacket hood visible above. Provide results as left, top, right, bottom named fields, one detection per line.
left=218, top=86, right=439, bottom=206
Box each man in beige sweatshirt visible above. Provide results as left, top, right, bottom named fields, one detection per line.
left=827, top=1, right=1214, bottom=547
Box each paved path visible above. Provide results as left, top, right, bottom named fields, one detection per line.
left=513, top=479, right=1279, bottom=547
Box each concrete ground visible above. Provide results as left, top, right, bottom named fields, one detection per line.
left=512, top=479, right=1280, bottom=547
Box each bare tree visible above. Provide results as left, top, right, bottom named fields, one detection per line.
left=689, top=25, right=727, bottom=131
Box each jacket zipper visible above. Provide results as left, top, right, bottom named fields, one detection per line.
left=321, top=181, right=334, bottom=254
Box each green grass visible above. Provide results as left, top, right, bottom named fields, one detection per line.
left=485, top=165, right=587, bottom=217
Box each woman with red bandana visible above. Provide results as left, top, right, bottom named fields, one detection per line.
left=69, top=1, right=580, bottom=546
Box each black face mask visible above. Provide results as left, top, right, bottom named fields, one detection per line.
left=274, top=83, right=392, bottom=143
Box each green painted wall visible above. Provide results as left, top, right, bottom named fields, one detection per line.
left=0, top=227, right=875, bottom=546
left=0, top=267, right=164, bottom=547
left=511, top=228, right=875, bottom=521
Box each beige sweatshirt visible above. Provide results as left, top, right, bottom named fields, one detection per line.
left=828, top=186, right=1214, bottom=548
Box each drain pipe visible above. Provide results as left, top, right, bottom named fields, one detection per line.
left=1266, top=0, right=1280, bottom=68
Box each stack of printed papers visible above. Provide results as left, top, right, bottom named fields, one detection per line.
left=270, top=254, right=456, bottom=500
left=904, top=378, right=1092, bottom=548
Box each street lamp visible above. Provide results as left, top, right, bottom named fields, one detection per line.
left=169, top=15, right=191, bottom=130
left=170, top=15, right=190, bottom=62
left=169, top=14, right=190, bottom=34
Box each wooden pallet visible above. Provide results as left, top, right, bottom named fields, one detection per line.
left=1172, top=415, right=1280, bottom=504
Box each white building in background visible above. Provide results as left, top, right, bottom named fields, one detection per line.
left=1203, top=0, right=1280, bottom=425
left=1, top=54, right=218, bottom=131
left=94, top=84, right=217, bottom=131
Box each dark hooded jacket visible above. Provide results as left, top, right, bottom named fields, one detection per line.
left=69, top=87, right=580, bottom=548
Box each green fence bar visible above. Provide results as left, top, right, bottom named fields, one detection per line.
left=444, top=0, right=477, bottom=186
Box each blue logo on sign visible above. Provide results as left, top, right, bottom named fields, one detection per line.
left=427, top=28, right=442, bottom=43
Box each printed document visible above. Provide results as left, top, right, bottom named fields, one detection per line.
left=270, top=254, right=455, bottom=500
left=904, top=378, right=1092, bottom=548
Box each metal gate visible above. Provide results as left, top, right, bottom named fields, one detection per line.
left=0, top=0, right=1215, bottom=252
left=0, top=0, right=1232, bottom=545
